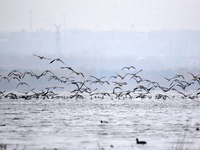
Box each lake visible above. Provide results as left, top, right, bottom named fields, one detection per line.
left=0, top=95, right=200, bottom=150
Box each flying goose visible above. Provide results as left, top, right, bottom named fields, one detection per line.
left=50, top=58, right=66, bottom=65
left=33, top=54, right=51, bottom=60
left=121, top=66, right=136, bottom=71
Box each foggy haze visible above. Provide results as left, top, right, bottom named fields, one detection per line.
left=1, top=29, right=200, bottom=70
left=1, top=2, right=200, bottom=149
left=1, top=0, right=200, bottom=32
left=1, top=0, right=200, bottom=84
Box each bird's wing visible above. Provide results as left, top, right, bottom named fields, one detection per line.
left=59, top=59, right=66, bottom=65
left=130, top=66, right=136, bottom=69
left=33, top=54, right=40, bottom=58
left=50, top=59, right=55, bottom=64
left=90, top=76, right=98, bottom=80
left=121, top=67, right=127, bottom=70
left=80, top=73, right=84, bottom=77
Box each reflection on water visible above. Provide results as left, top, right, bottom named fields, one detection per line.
left=0, top=97, right=200, bottom=150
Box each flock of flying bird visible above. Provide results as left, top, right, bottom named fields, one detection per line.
left=0, top=54, right=200, bottom=100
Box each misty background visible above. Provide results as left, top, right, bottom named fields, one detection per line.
left=1, top=0, right=200, bottom=90
left=1, top=29, right=200, bottom=69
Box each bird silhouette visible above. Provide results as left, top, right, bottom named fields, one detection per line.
left=121, top=66, right=136, bottom=71
left=128, top=69, right=143, bottom=79
left=158, top=84, right=175, bottom=92
left=50, top=58, right=66, bottom=65
left=161, top=75, right=174, bottom=82
left=90, top=76, right=109, bottom=85
left=174, top=74, right=185, bottom=79
left=70, top=71, right=84, bottom=77
left=100, top=120, right=108, bottom=123
left=112, top=81, right=127, bottom=87
left=9, top=76, right=21, bottom=82
left=136, top=138, right=147, bottom=145
left=16, top=82, right=29, bottom=88
left=8, top=70, right=23, bottom=79
left=0, top=76, right=10, bottom=82
left=33, top=54, right=51, bottom=60
left=62, top=66, right=84, bottom=77
left=45, top=86, right=64, bottom=90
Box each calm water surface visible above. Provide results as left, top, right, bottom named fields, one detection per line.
left=0, top=97, right=200, bottom=150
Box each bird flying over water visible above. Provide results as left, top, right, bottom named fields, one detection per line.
left=33, top=54, right=51, bottom=60
left=16, top=82, right=29, bottom=88
left=50, top=58, right=66, bottom=65
left=45, top=86, right=64, bottom=90
left=121, top=66, right=136, bottom=71
left=90, top=76, right=109, bottom=85
left=112, top=81, right=127, bottom=87
left=61, top=66, right=84, bottom=77
left=161, top=75, right=173, bottom=82
left=70, top=71, right=84, bottom=77
left=0, top=76, right=10, bottom=82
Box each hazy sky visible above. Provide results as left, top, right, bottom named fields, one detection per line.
left=0, top=0, right=200, bottom=32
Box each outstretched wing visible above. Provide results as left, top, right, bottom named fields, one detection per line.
left=59, top=59, right=66, bottom=65
left=16, top=82, right=29, bottom=88
left=33, top=54, right=41, bottom=58
left=50, top=59, right=56, bottom=64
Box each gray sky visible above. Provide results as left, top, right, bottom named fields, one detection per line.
left=1, top=0, right=200, bottom=32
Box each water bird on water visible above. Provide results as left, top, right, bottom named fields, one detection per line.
left=136, top=138, right=147, bottom=145
left=100, top=120, right=108, bottom=123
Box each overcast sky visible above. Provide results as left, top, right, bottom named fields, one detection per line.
left=0, top=0, right=200, bottom=32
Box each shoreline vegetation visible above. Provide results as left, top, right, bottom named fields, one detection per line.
left=174, top=123, right=199, bottom=150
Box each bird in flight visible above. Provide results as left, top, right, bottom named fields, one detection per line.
left=45, top=86, right=64, bottom=90
left=61, top=66, right=84, bottom=77
left=121, top=66, right=136, bottom=71
left=112, top=81, right=127, bottom=87
left=90, top=76, right=109, bottom=85
left=33, top=54, right=51, bottom=60
left=50, top=58, right=66, bottom=65
left=161, top=75, right=173, bottom=82
left=60, top=66, right=75, bottom=73
left=16, top=82, right=29, bottom=88
left=71, top=71, right=84, bottom=77
left=0, top=76, right=10, bottom=82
